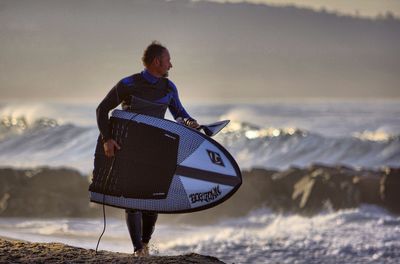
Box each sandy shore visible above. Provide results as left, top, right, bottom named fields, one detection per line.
left=0, top=237, right=225, bottom=264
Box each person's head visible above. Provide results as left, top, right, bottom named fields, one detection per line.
left=142, top=41, right=172, bottom=78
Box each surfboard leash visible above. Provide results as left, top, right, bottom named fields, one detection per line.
left=95, top=193, right=107, bottom=253
left=95, top=113, right=138, bottom=253
left=95, top=156, right=116, bottom=253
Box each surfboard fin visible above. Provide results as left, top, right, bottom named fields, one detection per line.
left=198, top=120, right=230, bottom=137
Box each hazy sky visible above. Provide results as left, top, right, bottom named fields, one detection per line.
left=0, top=0, right=399, bottom=100
left=206, top=0, right=400, bottom=17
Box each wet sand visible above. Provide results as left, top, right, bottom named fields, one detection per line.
left=0, top=237, right=225, bottom=264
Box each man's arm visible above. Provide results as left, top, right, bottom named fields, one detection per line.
left=96, top=81, right=128, bottom=157
left=167, top=80, right=199, bottom=128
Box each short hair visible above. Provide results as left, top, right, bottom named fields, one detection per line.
left=142, top=41, right=167, bottom=67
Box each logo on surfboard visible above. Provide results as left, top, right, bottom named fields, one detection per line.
left=189, top=185, right=222, bottom=204
left=206, top=149, right=225, bottom=167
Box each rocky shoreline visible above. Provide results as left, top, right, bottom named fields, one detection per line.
left=0, top=237, right=224, bottom=264
left=0, top=165, right=399, bottom=221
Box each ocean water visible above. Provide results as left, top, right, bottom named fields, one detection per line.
left=0, top=206, right=399, bottom=263
left=0, top=99, right=399, bottom=173
left=0, top=99, right=400, bottom=263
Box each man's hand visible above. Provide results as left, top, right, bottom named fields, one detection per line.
left=103, top=139, right=121, bottom=158
left=176, top=117, right=200, bottom=129
left=185, top=119, right=200, bottom=129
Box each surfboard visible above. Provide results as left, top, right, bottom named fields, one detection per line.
left=89, top=109, right=242, bottom=213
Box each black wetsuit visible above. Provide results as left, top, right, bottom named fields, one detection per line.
left=96, top=70, right=193, bottom=143
left=96, top=69, right=194, bottom=252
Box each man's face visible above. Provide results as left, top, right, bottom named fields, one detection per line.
left=156, top=49, right=172, bottom=77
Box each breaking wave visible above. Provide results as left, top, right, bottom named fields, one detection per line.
left=0, top=114, right=98, bottom=172
left=0, top=114, right=398, bottom=173
left=216, top=121, right=400, bottom=170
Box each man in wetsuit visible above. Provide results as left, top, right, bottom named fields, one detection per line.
left=96, top=41, right=199, bottom=256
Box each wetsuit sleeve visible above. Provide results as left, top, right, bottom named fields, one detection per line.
left=96, top=80, right=131, bottom=142
left=167, top=80, right=193, bottom=121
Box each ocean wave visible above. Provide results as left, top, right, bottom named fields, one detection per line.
left=216, top=121, right=400, bottom=170
left=0, top=121, right=98, bottom=172
left=0, top=116, right=399, bottom=172
left=0, top=115, right=59, bottom=140
left=0, top=102, right=96, bottom=129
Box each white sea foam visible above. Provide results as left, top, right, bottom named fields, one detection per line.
left=353, top=129, right=396, bottom=141
left=1, top=206, right=399, bottom=263
left=0, top=101, right=96, bottom=127
left=155, top=206, right=400, bottom=263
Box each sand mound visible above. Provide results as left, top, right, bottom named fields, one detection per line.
left=0, top=238, right=224, bottom=264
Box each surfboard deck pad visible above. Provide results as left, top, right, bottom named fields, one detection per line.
left=91, top=118, right=179, bottom=199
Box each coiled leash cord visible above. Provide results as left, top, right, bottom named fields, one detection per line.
left=95, top=156, right=116, bottom=253
left=95, top=113, right=137, bottom=253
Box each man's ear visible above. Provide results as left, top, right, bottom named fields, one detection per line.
left=153, top=57, right=160, bottom=66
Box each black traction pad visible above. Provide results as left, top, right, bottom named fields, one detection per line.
left=90, top=117, right=179, bottom=199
